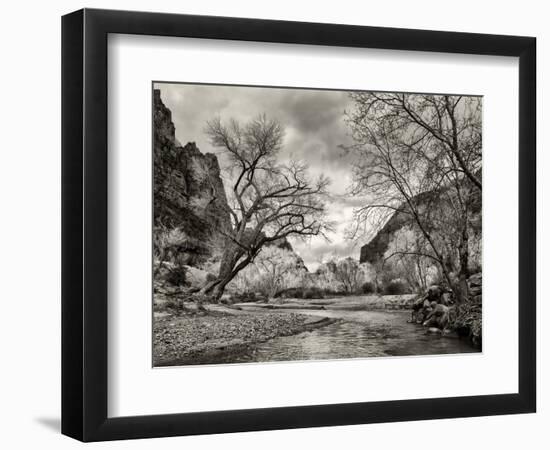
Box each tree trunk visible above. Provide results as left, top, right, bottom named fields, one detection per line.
left=200, top=242, right=252, bottom=302
left=401, top=198, right=457, bottom=301
left=456, top=224, right=470, bottom=303
left=200, top=271, right=233, bottom=302
left=416, top=258, right=427, bottom=292
left=210, top=274, right=234, bottom=301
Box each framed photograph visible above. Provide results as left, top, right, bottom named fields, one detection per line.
left=62, top=8, right=536, bottom=441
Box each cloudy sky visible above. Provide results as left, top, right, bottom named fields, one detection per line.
left=155, top=82, right=368, bottom=271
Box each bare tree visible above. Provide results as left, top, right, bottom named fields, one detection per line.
left=153, top=226, right=189, bottom=290
left=234, top=244, right=307, bottom=297
left=381, top=227, right=437, bottom=293
left=334, top=257, right=363, bottom=294
left=346, top=93, right=481, bottom=302
left=256, top=245, right=296, bottom=298
left=199, top=115, right=332, bottom=301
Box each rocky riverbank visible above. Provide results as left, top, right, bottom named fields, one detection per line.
left=153, top=309, right=336, bottom=366
left=409, top=274, right=482, bottom=348
left=152, top=285, right=481, bottom=367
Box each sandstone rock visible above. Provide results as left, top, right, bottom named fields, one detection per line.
left=423, top=303, right=451, bottom=329
left=154, top=90, right=230, bottom=258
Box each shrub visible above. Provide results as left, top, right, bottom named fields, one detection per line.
left=302, top=287, right=325, bottom=299
left=153, top=226, right=212, bottom=268
left=274, top=287, right=300, bottom=299
left=360, top=281, right=375, bottom=294
left=153, top=298, right=181, bottom=314
left=164, top=266, right=187, bottom=286
left=229, top=291, right=267, bottom=303
left=384, top=280, right=408, bottom=295
left=275, top=286, right=326, bottom=299
left=449, top=302, right=482, bottom=346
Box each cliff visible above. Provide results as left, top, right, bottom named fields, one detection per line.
left=359, top=209, right=413, bottom=265
left=153, top=89, right=230, bottom=243
left=359, top=183, right=481, bottom=267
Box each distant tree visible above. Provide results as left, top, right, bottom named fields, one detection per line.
left=199, top=115, right=332, bottom=301
left=346, top=93, right=481, bottom=302
left=334, top=257, right=363, bottom=294
left=255, top=246, right=300, bottom=298
left=232, top=245, right=299, bottom=298
left=380, top=227, right=439, bottom=293
left=314, top=256, right=338, bottom=291
left=255, top=246, right=288, bottom=298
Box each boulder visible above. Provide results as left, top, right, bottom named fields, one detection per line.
left=422, top=304, right=451, bottom=329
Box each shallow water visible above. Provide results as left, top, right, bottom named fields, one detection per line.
left=208, top=309, right=479, bottom=364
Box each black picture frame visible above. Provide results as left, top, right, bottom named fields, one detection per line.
left=62, top=8, right=536, bottom=442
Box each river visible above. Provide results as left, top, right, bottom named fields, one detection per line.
left=205, top=308, right=479, bottom=365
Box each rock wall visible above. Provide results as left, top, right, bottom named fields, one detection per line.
left=359, top=185, right=482, bottom=269
left=153, top=89, right=230, bottom=245
left=359, top=209, right=413, bottom=265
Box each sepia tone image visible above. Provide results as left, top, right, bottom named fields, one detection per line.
left=152, top=83, right=482, bottom=367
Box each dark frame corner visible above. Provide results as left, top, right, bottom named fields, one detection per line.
left=62, top=8, right=536, bottom=442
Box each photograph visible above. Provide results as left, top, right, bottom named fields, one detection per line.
left=152, top=83, right=483, bottom=367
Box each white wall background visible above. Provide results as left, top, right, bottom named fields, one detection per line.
left=0, top=0, right=546, bottom=448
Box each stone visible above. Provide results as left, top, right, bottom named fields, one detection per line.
left=442, top=328, right=458, bottom=338
left=427, top=327, right=442, bottom=334
left=422, top=303, right=451, bottom=329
